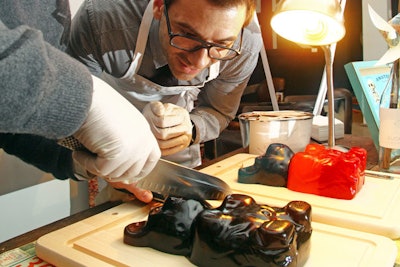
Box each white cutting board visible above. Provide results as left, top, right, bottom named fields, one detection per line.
left=200, top=153, right=400, bottom=239
left=36, top=200, right=397, bottom=267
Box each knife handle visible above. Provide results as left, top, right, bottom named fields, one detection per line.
left=61, top=137, right=167, bottom=201
left=58, top=136, right=91, bottom=153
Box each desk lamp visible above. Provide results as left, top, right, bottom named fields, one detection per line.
left=270, top=0, right=345, bottom=148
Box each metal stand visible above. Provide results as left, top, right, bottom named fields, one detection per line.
left=253, top=12, right=279, bottom=111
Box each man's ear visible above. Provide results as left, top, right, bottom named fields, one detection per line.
left=153, top=0, right=164, bottom=20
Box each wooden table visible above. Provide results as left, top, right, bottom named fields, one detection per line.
left=0, top=147, right=247, bottom=254
left=0, top=201, right=123, bottom=254
left=0, top=134, right=379, bottom=254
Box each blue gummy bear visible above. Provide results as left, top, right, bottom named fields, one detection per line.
left=238, top=143, right=294, bottom=186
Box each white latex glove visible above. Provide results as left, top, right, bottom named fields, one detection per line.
left=72, top=76, right=161, bottom=183
left=143, top=101, right=192, bottom=156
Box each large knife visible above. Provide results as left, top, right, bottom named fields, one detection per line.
left=136, top=158, right=231, bottom=200
left=59, top=137, right=232, bottom=200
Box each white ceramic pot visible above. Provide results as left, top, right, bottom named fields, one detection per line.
left=238, top=110, right=313, bottom=155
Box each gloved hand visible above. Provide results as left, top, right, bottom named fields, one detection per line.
left=73, top=158, right=153, bottom=203
left=143, top=101, right=192, bottom=156
left=72, top=76, right=161, bottom=183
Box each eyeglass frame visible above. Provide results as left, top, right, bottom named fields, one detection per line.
left=163, top=0, right=243, bottom=60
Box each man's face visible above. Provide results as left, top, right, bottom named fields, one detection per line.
left=156, top=0, right=246, bottom=81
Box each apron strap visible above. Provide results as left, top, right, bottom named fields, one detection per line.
left=133, top=0, right=154, bottom=69
left=208, top=61, right=220, bottom=81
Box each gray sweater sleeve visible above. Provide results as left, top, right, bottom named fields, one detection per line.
left=0, top=21, right=93, bottom=139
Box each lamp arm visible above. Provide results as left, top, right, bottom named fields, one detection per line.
left=253, top=11, right=279, bottom=111
left=260, top=43, right=279, bottom=111
left=313, top=44, right=337, bottom=116
left=313, top=0, right=346, bottom=117
left=322, top=45, right=336, bottom=148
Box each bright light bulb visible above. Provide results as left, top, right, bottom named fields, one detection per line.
left=271, top=10, right=345, bottom=46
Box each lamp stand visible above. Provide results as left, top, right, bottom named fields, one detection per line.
left=253, top=11, right=279, bottom=111
left=321, top=45, right=336, bottom=148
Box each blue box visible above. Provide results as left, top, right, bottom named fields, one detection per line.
left=344, top=61, right=391, bottom=149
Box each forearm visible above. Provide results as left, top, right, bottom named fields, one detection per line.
left=0, top=22, right=93, bottom=139
left=67, top=0, right=104, bottom=76
left=0, top=134, right=77, bottom=180
left=189, top=107, right=226, bottom=144
left=190, top=37, right=262, bottom=144
left=190, top=82, right=247, bottom=143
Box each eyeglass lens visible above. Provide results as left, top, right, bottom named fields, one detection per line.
left=170, top=35, right=238, bottom=60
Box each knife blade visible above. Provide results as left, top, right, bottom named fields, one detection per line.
left=137, top=158, right=232, bottom=200
left=58, top=137, right=232, bottom=200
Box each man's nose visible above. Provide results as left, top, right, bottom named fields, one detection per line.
left=187, top=48, right=212, bottom=69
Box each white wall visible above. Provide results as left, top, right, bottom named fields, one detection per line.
left=0, top=178, right=70, bottom=242
left=362, top=0, right=391, bottom=60
left=0, top=151, right=71, bottom=242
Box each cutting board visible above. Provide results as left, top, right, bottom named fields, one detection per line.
left=36, top=200, right=397, bottom=267
left=200, top=153, right=400, bottom=239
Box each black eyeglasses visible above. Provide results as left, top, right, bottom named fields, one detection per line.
left=163, top=1, right=242, bottom=60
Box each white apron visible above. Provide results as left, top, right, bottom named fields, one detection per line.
left=100, top=0, right=220, bottom=167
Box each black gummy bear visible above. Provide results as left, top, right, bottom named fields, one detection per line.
left=124, top=194, right=312, bottom=267
left=124, top=197, right=210, bottom=255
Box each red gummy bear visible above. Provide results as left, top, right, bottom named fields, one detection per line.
left=287, top=144, right=367, bottom=200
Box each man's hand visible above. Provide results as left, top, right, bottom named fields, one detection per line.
left=108, top=181, right=153, bottom=203
left=72, top=159, right=153, bottom=203
left=72, top=76, right=161, bottom=183
left=143, top=101, right=192, bottom=156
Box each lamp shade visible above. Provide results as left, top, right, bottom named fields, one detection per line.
left=270, top=0, right=345, bottom=46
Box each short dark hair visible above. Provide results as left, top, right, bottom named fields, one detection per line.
left=165, top=0, right=256, bottom=27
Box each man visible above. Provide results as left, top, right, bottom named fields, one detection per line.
left=0, top=0, right=161, bottom=203
left=68, top=0, right=262, bottom=167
